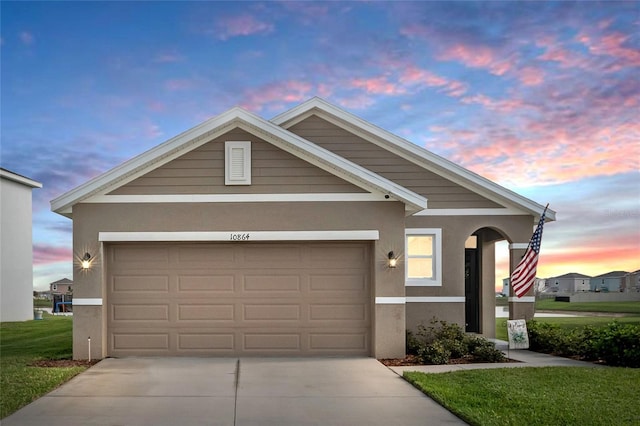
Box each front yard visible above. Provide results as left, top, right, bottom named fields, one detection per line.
left=0, top=315, right=89, bottom=418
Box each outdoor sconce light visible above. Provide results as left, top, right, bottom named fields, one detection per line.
left=81, top=253, right=92, bottom=270
left=388, top=251, right=398, bottom=269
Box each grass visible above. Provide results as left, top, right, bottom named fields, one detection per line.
left=535, top=299, right=640, bottom=314
left=0, top=314, right=87, bottom=419
left=405, top=367, right=640, bottom=426
left=33, top=298, right=52, bottom=308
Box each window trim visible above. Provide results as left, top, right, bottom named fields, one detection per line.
left=225, top=141, right=251, bottom=185
left=405, top=228, right=442, bottom=286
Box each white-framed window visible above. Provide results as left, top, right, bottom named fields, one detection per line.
left=225, top=141, right=251, bottom=185
left=405, top=228, right=442, bottom=286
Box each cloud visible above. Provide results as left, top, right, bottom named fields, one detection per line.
left=33, top=243, right=72, bottom=266
left=19, top=31, right=34, bottom=45
left=239, top=80, right=313, bottom=112
left=214, top=14, right=274, bottom=41
left=349, top=76, right=406, bottom=95
left=438, top=43, right=514, bottom=76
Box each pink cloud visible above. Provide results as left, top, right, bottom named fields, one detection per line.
left=349, top=76, right=406, bottom=95
left=34, top=244, right=72, bottom=266
left=460, top=94, right=525, bottom=113
left=518, top=67, right=545, bottom=86
left=399, top=67, right=468, bottom=97
left=215, top=15, right=274, bottom=41
left=438, top=43, right=514, bottom=76
left=239, top=80, right=313, bottom=111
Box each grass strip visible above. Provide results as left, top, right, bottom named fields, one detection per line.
left=535, top=300, right=640, bottom=314
left=1, top=315, right=88, bottom=419
left=405, top=367, right=640, bottom=426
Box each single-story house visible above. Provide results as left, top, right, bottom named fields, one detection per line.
left=548, top=272, right=591, bottom=293
left=1, top=168, right=42, bottom=322
left=51, top=97, right=555, bottom=360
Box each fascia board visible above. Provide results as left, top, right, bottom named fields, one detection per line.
left=0, top=169, right=43, bottom=188
left=51, top=105, right=426, bottom=216
left=273, top=98, right=555, bottom=221
left=51, top=108, right=245, bottom=215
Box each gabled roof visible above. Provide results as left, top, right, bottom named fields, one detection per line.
left=551, top=272, right=592, bottom=279
left=50, top=278, right=73, bottom=285
left=51, top=106, right=427, bottom=217
left=592, top=271, right=629, bottom=279
left=272, top=97, right=555, bottom=221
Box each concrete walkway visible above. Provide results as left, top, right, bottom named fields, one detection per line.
left=2, top=357, right=465, bottom=426
left=389, top=339, right=605, bottom=375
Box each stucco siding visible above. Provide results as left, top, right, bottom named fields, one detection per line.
left=0, top=179, right=35, bottom=322
left=110, top=128, right=364, bottom=195
left=288, top=115, right=502, bottom=209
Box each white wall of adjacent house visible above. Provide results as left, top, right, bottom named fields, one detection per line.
left=0, top=178, right=34, bottom=321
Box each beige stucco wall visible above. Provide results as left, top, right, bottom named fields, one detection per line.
left=404, top=214, right=535, bottom=337
left=72, top=201, right=406, bottom=359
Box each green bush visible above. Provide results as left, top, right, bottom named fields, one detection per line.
left=408, top=318, right=505, bottom=364
left=526, top=320, right=640, bottom=368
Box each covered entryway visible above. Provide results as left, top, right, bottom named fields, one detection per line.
left=106, top=242, right=371, bottom=357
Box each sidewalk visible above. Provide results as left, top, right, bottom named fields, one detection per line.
left=388, top=339, right=605, bottom=375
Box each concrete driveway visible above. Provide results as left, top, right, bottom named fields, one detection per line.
left=3, top=357, right=465, bottom=426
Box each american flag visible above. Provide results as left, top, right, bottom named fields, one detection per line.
left=511, top=206, right=548, bottom=298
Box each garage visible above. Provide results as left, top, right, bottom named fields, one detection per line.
left=106, top=241, right=372, bottom=357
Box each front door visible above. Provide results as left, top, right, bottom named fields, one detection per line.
left=465, top=248, right=480, bottom=333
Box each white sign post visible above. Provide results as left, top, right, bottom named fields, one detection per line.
left=507, top=319, right=530, bottom=350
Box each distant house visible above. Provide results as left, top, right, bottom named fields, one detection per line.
left=590, top=271, right=628, bottom=292
left=502, top=277, right=545, bottom=296
left=50, top=278, right=73, bottom=295
left=624, top=270, right=640, bottom=292
left=548, top=273, right=591, bottom=293
left=0, top=168, right=42, bottom=322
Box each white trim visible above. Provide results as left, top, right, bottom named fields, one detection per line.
left=271, top=97, right=555, bottom=222
left=225, top=141, right=251, bottom=185
left=84, top=193, right=388, bottom=204
left=0, top=169, right=42, bottom=188
left=406, top=297, right=466, bottom=303
left=99, top=230, right=380, bottom=242
left=375, top=297, right=406, bottom=305
left=72, top=298, right=103, bottom=306
left=509, top=243, right=529, bottom=250
left=508, top=296, right=535, bottom=303
left=414, top=208, right=527, bottom=216
left=405, top=228, right=442, bottom=286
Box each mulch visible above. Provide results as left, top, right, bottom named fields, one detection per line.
left=379, top=354, right=520, bottom=366
left=29, top=359, right=100, bottom=368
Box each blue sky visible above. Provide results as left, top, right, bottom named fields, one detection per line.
left=1, top=1, right=638, bottom=290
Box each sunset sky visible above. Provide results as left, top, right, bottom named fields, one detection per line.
left=2, top=1, right=638, bottom=291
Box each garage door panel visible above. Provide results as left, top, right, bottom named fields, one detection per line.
left=112, top=246, right=170, bottom=264
left=177, top=275, right=235, bottom=292
left=107, top=242, right=371, bottom=356
left=112, top=275, right=170, bottom=293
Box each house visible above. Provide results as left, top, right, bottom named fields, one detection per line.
left=50, top=278, right=73, bottom=295
left=548, top=272, right=591, bottom=293
left=1, top=168, right=42, bottom=322
left=51, top=97, right=555, bottom=360
left=624, top=270, right=640, bottom=292
left=502, top=277, right=546, bottom=296
left=591, top=271, right=628, bottom=292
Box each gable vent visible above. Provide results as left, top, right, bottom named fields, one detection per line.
left=225, top=141, right=251, bottom=185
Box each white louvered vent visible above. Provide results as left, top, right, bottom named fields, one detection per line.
left=225, top=141, right=251, bottom=185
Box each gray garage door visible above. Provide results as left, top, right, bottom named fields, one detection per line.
left=106, top=242, right=371, bottom=357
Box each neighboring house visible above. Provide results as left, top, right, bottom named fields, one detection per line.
left=549, top=273, right=591, bottom=293
left=51, top=97, right=556, bottom=360
left=624, top=270, right=640, bottom=292
left=1, top=168, right=42, bottom=322
left=501, top=277, right=545, bottom=296
left=50, top=278, right=73, bottom=295
left=591, top=271, right=628, bottom=292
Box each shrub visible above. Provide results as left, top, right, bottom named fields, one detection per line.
left=418, top=341, right=451, bottom=365
left=592, top=322, right=640, bottom=368
left=471, top=340, right=506, bottom=363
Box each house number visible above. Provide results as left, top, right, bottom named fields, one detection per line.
left=230, top=233, right=250, bottom=241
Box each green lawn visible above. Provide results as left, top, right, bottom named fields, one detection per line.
left=535, top=299, right=640, bottom=314
left=405, top=367, right=640, bottom=426
left=0, top=315, right=88, bottom=419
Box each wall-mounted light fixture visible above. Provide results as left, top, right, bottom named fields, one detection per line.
left=81, top=252, right=92, bottom=270
left=388, top=251, right=397, bottom=268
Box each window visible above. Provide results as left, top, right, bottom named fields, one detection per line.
left=405, top=228, right=442, bottom=286
left=225, top=141, right=251, bottom=185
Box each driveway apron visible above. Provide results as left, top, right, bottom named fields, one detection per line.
left=2, top=357, right=465, bottom=426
